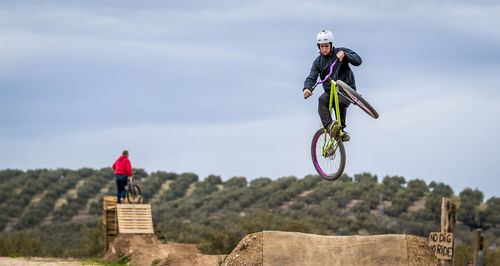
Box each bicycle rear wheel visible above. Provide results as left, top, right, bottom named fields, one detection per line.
left=127, top=185, right=143, bottom=204
left=311, top=128, right=346, bottom=181
left=336, top=80, right=379, bottom=119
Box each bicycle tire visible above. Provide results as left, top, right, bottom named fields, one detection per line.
left=127, top=185, right=143, bottom=204
left=311, top=128, right=346, bottom=181
left=336, top=80, right=379, bottom=119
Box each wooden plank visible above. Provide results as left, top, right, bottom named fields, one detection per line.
left=117, top=220, right=152, bottom=223
left=473, top=229, right=483, bottom=266
left=119, top=224, right=153, bottom=227
left=117, top=203, right=150, bottom=207
left=117, top=213, right=152, bottom=216
left=117, top=211, right=151, bottom=214
left=119, top=225, right=152, bottom=228
left=117, top=216, right=152, bottom=220
left=119, top=229, right=154, bottom=234
left=118, top=205, right=150, bottom=208
left=118, top=217, right=151, bottom=219
left=117, top=216, right=152, bottom=219
left=429, top=232, right=454, bottom=260
left=118, top=222, right=152, bottom=225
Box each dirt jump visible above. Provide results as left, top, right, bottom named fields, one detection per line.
left=223, top=231, right=439, bottom=266
left=104, top=231, right=438, bottom=266
left=103, top=234, right=225, bottom=266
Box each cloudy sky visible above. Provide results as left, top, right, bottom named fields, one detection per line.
left=1, top=0, right=499, bottom=199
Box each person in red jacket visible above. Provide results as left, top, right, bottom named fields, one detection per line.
left=112, top=150, right=133, bottom=203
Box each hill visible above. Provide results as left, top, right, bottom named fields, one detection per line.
left=0, top=168, right=499, bottom=263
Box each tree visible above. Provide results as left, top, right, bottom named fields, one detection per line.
left=250, top=177, right=272, bottom=188
left=381, top=175, right=406, bottom=199
left=80, top=224, right=103, bottom=258
left=418, top=182, right=453, bottom=222
left=224, top=177, right=247, bottom=188
left=458, top=188, right=484, bottom=229
left=354, top=173, right=377, bottom=184
left=192, top=175, right=222, bottom=196
left=483, top=197, right=500, bottom=227
left=406, top=179, right=428, bottom=201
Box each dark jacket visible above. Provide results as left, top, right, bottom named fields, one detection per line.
left=303, top=47, right=362, bottom=92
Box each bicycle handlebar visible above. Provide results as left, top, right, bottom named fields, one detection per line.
left=310, top=59, right=342, bottom=91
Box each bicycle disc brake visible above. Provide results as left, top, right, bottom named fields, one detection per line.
left=325, top=140, right=338, bottom=158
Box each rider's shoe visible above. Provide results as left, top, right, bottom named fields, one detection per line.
left=327, top=121, right=341, bottom=138
left=341, top=131, right=351, bottom=142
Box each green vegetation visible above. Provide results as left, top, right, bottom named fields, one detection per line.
left=0, top=168, right=499, bottom=260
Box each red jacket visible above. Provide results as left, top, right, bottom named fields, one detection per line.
left=112, top=156, right=133, bottom=177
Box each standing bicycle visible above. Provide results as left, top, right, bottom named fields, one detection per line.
left=125, top=176, right=143, bottom=204
left=303, top=30, right=378, bottom=181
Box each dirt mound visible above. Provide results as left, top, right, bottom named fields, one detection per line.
left=407, top=235, right=440, bottom=265
left=103, top=234, right=225, bottom=266
left=104, top=232, right=438, bottom=266
left=222, top=232, right=263, bottom=266
left=223, top=231, right=439, bottom=266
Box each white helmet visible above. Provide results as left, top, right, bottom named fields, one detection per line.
left=316, top=30, right=334, bottom=45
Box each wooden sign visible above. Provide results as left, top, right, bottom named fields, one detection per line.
left=429, top=232, right=454, bottom=260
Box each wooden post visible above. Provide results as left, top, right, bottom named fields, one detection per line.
left=104, top=208, right=108, bottom=253
left=473, top=229, right=483, bottom=266
left=441, top=197, right=456, bottom=266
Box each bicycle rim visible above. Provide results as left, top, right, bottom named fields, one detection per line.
left=311, top=128, right=346, bottom=181
left=127, top=185, right=142, bottom=204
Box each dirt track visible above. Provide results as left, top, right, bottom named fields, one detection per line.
left=0, top=257, right=82, bottom=265
left=1, top=231, right=439, bottom=266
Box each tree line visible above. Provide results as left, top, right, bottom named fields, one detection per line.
left=0, top=168, right=499, bottom=263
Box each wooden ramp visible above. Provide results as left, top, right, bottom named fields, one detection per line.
left=116, top=204, right=154, bottom=234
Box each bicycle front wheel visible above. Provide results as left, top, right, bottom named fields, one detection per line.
left=336, top=80, right=379, bottom=119
left=311, top=128, right=346, bottom=181
left=127, top=185, right=143, bottom=204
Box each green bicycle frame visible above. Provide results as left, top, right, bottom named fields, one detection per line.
left=322, top=79, right=344, bottom=156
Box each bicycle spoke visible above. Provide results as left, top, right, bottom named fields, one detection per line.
left=336, top=80, right=379, bottom=119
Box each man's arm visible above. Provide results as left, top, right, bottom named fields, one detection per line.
left=126, top=160, right=133, bottom=177
left=303, top=57, right=320, bottom=92
left=340, top=48, right=362, bottom=66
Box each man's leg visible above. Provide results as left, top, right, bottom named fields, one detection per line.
left=338, top=102, right=350, bottom=141
left=116, top=175, right=123, bottom=203
left=339, top=104, right=348, bottom=130
left=120, top=177, right=128, bottom=200
left=318, top=91, right=333, bottom=129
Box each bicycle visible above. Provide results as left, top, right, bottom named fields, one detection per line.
left=125, top=176, right=143, bottom=204
left=309, top=59, right=379, bottom=181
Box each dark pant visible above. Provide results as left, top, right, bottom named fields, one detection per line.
left=116, top=174, right=128, bottom=203
left=318, top=91, right=349, bottom=129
